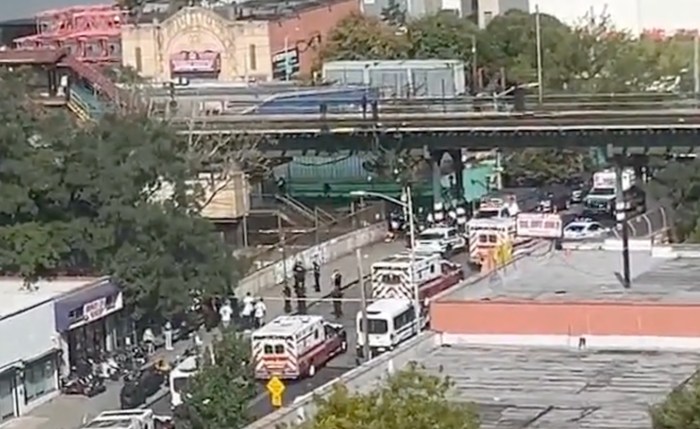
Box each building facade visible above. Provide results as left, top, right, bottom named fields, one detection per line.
left=121, top=7, right=272, bottom=82
left=53, top=278, right=125, bottom=373
left=266, top=0, right=359, bottom=79
left=439, top=0, right=529, bottom=26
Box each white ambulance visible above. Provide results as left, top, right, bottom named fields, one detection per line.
left=251, top=315, right=347, bottom=380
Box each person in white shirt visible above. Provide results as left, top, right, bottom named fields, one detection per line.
left=241, top=292, right=254, bottom=329
left=219, top=300, right=233, bottom=329
left=142, top=327, right=155, bottom=355
left=254, top=298, right=267, bottom=328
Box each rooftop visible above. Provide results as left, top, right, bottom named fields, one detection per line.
left=253, top=314, right=324, bottom=337
left=0, top=276, right=101, bottom=320
left=442, top=249, right=700, bottom=302
left=415, top=344, right=699, bottom=429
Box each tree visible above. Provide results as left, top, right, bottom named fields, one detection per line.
left=501, top=149, right=594, bottom=186
left=407, top=13, right=479, bottom=63
left=295, top=364, right=480, bottom=429
left=0, top=69, right=242, bottom=324
left=650, top=376, right=700, bottom=429
left=318, top=13, right=411, bottom=62
left=177, top=329, right=256, bottom=429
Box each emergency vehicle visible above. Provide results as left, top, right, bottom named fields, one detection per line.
left=370, top=252, right=464, bottom=302
left=583, top=168, right=646, bottom=218
left=169, top=355, right=198, bottom=409
left=251, top=315, right=347, bottom=380
left=357, top=253, right=463, bottom=358
left=414, top=226, right=466, bottom=256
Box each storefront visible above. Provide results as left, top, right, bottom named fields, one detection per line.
left=53, top=278, right=125, bottom=373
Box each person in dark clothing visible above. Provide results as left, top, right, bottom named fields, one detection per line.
left=331, top=285, right=343, bottom=318
left=293, top=260, right=306, bottom=289
left=282, top=284, right=292, bottom=313
left=332, top=269, right=342, bottom=290
left=312, top=260, right=321, bottom=293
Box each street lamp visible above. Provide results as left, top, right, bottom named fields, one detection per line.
left=349, top=187, right=421, bottom=332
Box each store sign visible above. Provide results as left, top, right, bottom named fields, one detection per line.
left=271, top=48, right=300, bottom=81
left=170, top=51, right=221, bottom=73
left=83, top=297, right=107, bottom=323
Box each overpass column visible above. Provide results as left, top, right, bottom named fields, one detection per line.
left=447, top=149, right=464, bottom=201
left=430, top=150, right=444, bottom=205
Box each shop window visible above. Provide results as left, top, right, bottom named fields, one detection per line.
left=0, top=374, right=15, bottom=422
left=24, top=355, right=56, bottom=403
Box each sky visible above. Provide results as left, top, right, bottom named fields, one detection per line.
left=1, top=0, right=107, bottom=22
left=531, top=0, right=700, bottom=34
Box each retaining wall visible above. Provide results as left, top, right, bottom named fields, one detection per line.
left=238, top=223, right=386, bottom=296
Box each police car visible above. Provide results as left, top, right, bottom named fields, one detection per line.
left=563, top=218, right=609, bottom=240
left=414, top=226, right=466, bottom=256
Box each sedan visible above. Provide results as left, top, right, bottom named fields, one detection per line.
left=563, top=221, right=609, bottom=240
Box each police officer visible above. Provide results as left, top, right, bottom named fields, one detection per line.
left=312, top=259, right=321, bottom=293
left=282, top=284, right=292, bottom=314
left=331, top=269, right=343, bottom=318
left=293, top=260, right=306, bottom=290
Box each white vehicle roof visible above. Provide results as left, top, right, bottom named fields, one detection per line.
left=171, top=355, right=198, bottom=374
left=84, top=409, right=154, bottom=429
left=253, top=315, right=324, bottom=338
left=468, top=218, right=513, bottom=226
left=419, top=227, right=454, bottom=235
left=365, top=298, right=412, bottom=317
left=372, top=252, right=438, bottom=269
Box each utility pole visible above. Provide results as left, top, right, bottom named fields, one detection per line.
left=614, top=161, right=631, bottom=288
left=693, top=33, right=699, bottom=100
left=278, top=213, right=288, bottom=290
left=356, top=248, right=370, bottom=362
left=405, top=186, right=420, bottom=330
left=470, top=34, right=478, bottom=93
left=535, top=5, right=544, bottom=106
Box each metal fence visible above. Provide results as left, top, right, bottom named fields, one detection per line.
left=247, top=203, right=386, bottom=274
left=613, top=206, right=671, bottom=239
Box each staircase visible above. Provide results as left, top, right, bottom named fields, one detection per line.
left=68, top=84, right=108, bottom=121
left=275, top=194, right=336, bottom=225
left=62, top=55, right=120, bottom=103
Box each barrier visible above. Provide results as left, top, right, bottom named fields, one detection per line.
left=238, top=222, right=386, bottom=296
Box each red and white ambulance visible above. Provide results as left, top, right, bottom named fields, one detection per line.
left=251, top=315, right=347, bottom=380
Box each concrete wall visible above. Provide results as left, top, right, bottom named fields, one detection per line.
left=0, top=301, right=57, bottom=370
left=238, top=222, right=386, bottom=296
left=244, top=332, right=440, bottom=429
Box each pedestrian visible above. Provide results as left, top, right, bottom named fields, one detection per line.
left=219, top=299, right=233, bottom=329
left=293, top=260, right=306, bottom=289
left=254, top=298, right=267, bottom=328
left=312, top=259, right=321, bottom=293
left=331, top=285, right=343, bottom=318
left=142, top=327, right=155, bottom=355
left=241, top=293, right=254, bottom=329
left=332, top=269, right=342, bottom=291
left=282, top=284, right=292, bottom=313
left=163, top=321, right=173, bottom=351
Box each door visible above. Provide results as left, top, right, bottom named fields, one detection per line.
left=0, top=372, right=16, bottom=422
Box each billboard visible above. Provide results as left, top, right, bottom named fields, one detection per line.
left=516, top=213, right=563, bottom=238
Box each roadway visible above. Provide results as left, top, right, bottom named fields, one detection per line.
left=149, top=240, right=475, bottom=419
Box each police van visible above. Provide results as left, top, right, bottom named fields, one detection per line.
left=414, top=226, right=466, bottom=256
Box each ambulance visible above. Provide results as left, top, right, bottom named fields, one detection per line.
left=251, top=315, right=347, bottom=380
left=81, top=409, right=172, bottom=429
left=356, top=252, right=463, bottom=358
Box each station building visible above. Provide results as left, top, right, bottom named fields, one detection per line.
left=0, top=276, right=124, bottom=424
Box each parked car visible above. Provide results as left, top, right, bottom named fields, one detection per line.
left=563, top=218, right=610, bottom=240
left=537, top=185, right=571, bottom=212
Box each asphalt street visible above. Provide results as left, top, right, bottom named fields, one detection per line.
left=150, top=246, right=476, bottom=419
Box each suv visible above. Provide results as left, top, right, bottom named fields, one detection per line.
left=414, top=226, right=466, bottom=256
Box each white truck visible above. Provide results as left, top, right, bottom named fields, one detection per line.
left=414, top=226, right=466, bottom=256
left=583, top=169, right=646, bottom=218
left=357, top=252, right=463, bottom=358
left=251, top=315, right=347, bottom=380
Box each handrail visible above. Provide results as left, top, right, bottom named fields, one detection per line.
left=274, top=194, right=320, bottom=224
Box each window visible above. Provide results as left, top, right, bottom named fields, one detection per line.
left=589, top=224, right=601, bottom=231
left=380, top=274, right=402, bottom=284
left=447, top=229, right=456, bottom=238
left=274, top=345, right=284, bottom=354
left=24, top=355, right=56, bottom=403
left=488, top=235, right=497, bottom=243
left=393, top=307, right=416, bottom=329
left=360, top=319, right=388, bottom=334
left=249, top=44, right=257, bottom=71
left=135, top=47, right=142, bottom=72
left=263, top=345, right=273, bottom=354
left=173, top=376, right=189, bottom=393
left=314, top=329, right=319, bottom=339
left=478, top=235, right=487, bottom=243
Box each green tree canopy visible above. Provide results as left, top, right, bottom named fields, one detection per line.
left=650, top=375, right=700, bottom=429
left=319, top=13, right=411, bottom=62
left=295, top=364, right=480, bottom=429
left=0, top=69, right=244, bottom=325
left=407, top=13, right=478, bottom=62
left=176, top=329, right=256, bottom=429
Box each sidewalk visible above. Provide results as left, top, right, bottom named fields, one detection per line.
left=18, top=240, right=400, bottom=429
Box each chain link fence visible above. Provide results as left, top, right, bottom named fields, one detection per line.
left=613, top=206, right=671, bottom=239
left=248, top=203, right=386, bottom=274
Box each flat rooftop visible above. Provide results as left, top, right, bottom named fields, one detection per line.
left=443, top=249, right=700, bottom=302
left=417, top=344, right=699, bottom=429
left=0, top=277, right=100, bottom=319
